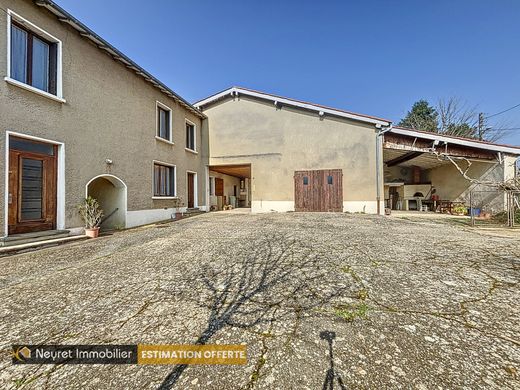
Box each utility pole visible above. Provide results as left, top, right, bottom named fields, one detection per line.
left=478, top=113, right=484, bottom=140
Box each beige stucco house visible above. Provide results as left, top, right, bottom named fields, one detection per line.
left=197, top=87, right=392, bottom=214
left=196, top=87, right=520, bottom=215
left=1, top=0, right=208, bottom=241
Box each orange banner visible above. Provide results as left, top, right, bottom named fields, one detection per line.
left=137, top=344, right=247, bottom=365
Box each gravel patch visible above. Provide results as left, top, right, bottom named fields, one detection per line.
left=0, top=212, right=518, bottom=389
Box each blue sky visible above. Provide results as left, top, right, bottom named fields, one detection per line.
left=54, top=0, right=520, bottom=145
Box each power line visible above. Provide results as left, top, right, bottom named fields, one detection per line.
left=487, top=127, right=520, bottom=132
left=486, top=103, right=520, bottom=119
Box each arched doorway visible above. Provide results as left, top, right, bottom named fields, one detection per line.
left=86, top=174, right=127, bottom=230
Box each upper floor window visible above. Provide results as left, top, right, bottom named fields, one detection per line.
left=156, top=102, right=172, bottom=142
left=7, top=10, right=62, bottom=100
left=185, top=120, right=196, bottom=151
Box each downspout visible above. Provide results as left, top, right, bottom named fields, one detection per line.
left=375, top=124, right=393, bottom=215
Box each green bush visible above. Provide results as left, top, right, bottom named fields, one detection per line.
left=493, top=209, right=520, bottom=224
left=78, top=196, right=103, bottom=228
left=452, top=204, right=467, bottom=215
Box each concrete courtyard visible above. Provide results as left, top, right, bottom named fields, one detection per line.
left=0, top=212, right=519, bottom=389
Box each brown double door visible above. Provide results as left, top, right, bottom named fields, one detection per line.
left=294, top=169, right=343, bottom=212
left=8, top=137, right=57, bottom=235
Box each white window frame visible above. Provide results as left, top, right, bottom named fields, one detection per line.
left=152, top=160, right=177, bottom=199
left=155, top=101, right=173, bottom=144
left=4, top=131, right=65, bottom=237
left=5, top=9, right=64, bottom=103
left=209, top=176, right=216, bottom=196
left=185, top=119, right=197, bottom=153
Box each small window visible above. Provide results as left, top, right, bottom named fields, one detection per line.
left=303, top=176, right=309, bottom=185
left=154, top=163, right=175, bottom=197
left=10, top=21, right=58, bottom=95
left=157, top=104, right=171, bottom=141
left=327, top=175, right=333, bottom=185
left=10, top=137, right=54, bottom=155
left=186, top=121, right=196, bottom=151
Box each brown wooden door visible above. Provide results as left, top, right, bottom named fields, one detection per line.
left=215, top=178, right=224, bottom=196
left=187, top=173, right=195, bottom=208
left=8, top=147, right=57, bottom=234
left=294, top=169, right=342, bottom=212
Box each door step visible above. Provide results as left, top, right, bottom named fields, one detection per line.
left=0, top=235, right=87, bottom=256
left=0, top=230, right=70, bottom=247
left=183, top=208, right=205, bottom=218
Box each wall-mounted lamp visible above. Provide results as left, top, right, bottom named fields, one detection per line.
left=105, top=158, right=113, bottom=165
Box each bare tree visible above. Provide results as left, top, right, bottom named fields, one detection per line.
left=432, top=151, right=519, bottom=191
left=436, top=97, right=509, bottom=142
left=400, top=98, right=509, bottom=142
left=437, top=97, right=478, bottom=137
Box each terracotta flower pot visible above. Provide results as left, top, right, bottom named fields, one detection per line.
left=85, top=227, right=100, bottom=238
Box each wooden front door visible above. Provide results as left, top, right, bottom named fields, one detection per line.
left=187, top=172, right=195, bottom=208
left=8, top=138, right=57, bottom=234
left=215, top=178, right=224, bottom=196
left=294, top=169, right=343, bottom=212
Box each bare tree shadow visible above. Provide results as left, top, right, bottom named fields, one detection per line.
left=158, top=233, right=350, bottom=389
left=320, top=330, right=346, bottom=390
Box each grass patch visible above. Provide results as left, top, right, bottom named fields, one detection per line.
left=334, top=303, right=369, bottom=322
left=356, top=288, right=368, bottom=301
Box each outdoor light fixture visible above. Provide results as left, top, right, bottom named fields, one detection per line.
left=105, top=158, right=113, bottom=165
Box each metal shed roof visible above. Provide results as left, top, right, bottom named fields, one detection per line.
left=195, top=86, right=392, bottom=127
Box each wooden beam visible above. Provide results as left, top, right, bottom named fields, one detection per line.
left=386, top=151, right=423, bottom=167
left=384, top=133, right=496, bottom=160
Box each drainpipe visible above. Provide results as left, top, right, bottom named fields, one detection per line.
left=375, top=124, right=393, bottom=215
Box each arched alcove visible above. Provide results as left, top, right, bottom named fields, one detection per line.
left=85, top=174, right=127, bottom=230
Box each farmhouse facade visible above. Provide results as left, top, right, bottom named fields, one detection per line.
left=1, top=0, right=519, bottom=242
left=0, top=0, right=207, bottom=240
left=196, top=87, right=519, bottom=215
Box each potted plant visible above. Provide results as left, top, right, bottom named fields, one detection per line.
left=78, top=196, right=104, bottom=238
left=452, top=204, right=467, bottom=216
left=172, top=197, right=184, bottom=220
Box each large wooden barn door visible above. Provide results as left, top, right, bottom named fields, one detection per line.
left=294, top=169, right=342, bottom=212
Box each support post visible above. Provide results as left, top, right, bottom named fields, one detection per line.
left=470, top=191, right=475, bottom=227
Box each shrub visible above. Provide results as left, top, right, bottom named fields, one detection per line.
left=493, top=209, right=520, bottom=224
left=78, top=196, right=103, bottom=228
left=452, top=204, right=467, bottom=215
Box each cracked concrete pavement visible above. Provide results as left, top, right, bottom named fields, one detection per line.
left=0, top=212, right=519, bottom=389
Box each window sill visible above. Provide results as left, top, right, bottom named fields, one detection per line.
left=155, top=136, right=174, bottom=145
left=4, top=77, right=66, bottom=103
left=152, top=196, right=178, bottom=200
left=185, top=148, right=198, bottom=154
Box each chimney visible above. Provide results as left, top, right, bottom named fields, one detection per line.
left=413, top=166, right=421, bottom=184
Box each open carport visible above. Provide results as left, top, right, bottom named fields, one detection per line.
left=383, top=127, right=519, bottom=215
left=208, top=164, right=251, bottom=211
